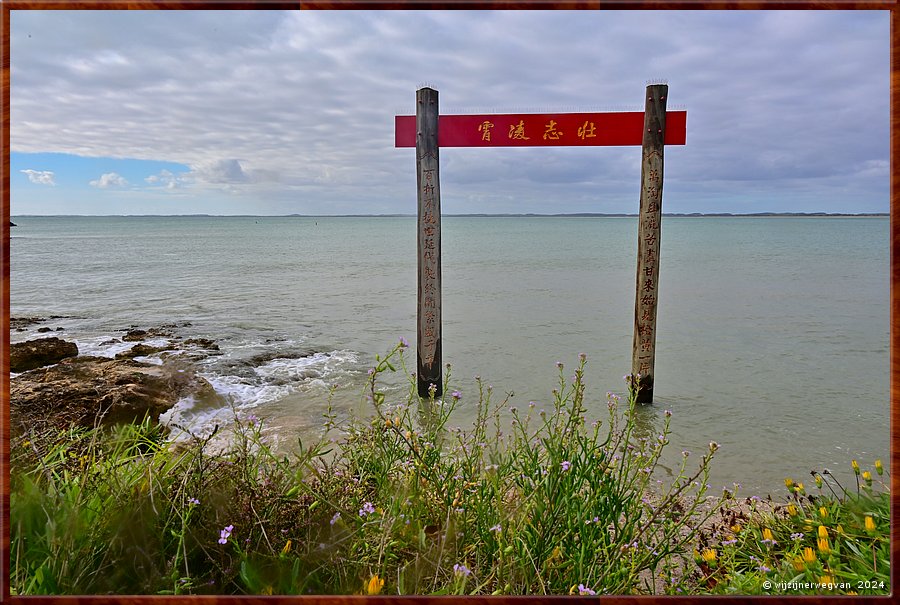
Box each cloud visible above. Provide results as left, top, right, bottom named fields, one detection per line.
left=89, top=172, right=129, bottom=188
left=189, top=159, right=251, bottom=184
left=8, top=11, right=890, bottom=214
left=20, top=169, right=55, bottom=185
left=145, top=168, right=180, bottom=189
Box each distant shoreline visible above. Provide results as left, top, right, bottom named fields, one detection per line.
left=9, top=212, right=890, bottom=218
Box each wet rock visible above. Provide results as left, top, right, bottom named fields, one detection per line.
left=249, top=349, right=317, bottom=366
left=10, top=337, right=79, bottom=372
left=10, top=356, right=221, bottom=431
left=11, top=317, right=46, bottom=330
left=37, top=327, right=52, bottom=333
left=184, top=338, right=219, bottom=350
left=115, top=343, right=170, bottom=359
left=122, top=329, right=148, bottom=341
left=100, top=338, right=122, bottom=346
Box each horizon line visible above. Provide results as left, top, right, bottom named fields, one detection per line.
left=9, top=212, right=890, bottom=218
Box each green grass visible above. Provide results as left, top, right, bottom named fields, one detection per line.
left=9, top=342, right=890, bottom=595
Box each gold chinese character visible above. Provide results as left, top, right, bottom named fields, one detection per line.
left=508, top=120, right=530, bottom=140
left=543, top=120, right=563, bottom=140
left=577, top=121, right=597, bottom=139
left=478, top=120, right=495, bottom=141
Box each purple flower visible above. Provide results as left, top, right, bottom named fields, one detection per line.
left=330, top=512, right=341, bottom=526
left=359, top=502, right=376, bottom=517
left=489, top=524, right=501, bottom=533
left=218, top=524, right=234, bottom=544
left=399, top=336, right=409, bottom=348
left=578, top=584, right=596, bottom=595
left=560, top=461, right=571, bottom=472
left=453, top=563, right=471, bottom=577
left=758, top=565, right=771, bottom=574
left=664, top=409, right=672, bottom=417
left=790, top=532, right=804, bottom=541
left=556, top=361, right=564, bottom=369
left=187, top=497, right=200, bottom=506
left=451, top=390, right=462, bottom=400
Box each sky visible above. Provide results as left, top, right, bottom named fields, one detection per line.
left=7, top=10, right=890, bottom=216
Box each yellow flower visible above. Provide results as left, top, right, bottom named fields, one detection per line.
left=818, top=525, right=828, bottom=539
left=762, top=528, right=775, bottom=542
left=281, top=540, right=292, bottom=555
left=819, top=506, right=828, bottom=519
left=820, top=575, right=834, bottom=585
left=862, top=471, right=872, bottom=485
left=261, top=585, right=273, bottom=595
left=365, top=575, right=385, bottom=595
left=814, top=474, right=823, bottom=488
left=784, top=477, right=794, bottom=489
left=700, top=548, right=717, bottom=564
left=22, top=440, right=30, bottom=448
left=802, top=547, right=816, bottom=564
left=875, top=459, right=883, bottom=475
left=794, top=482, right=805, bottom=494
left=817, top=537, right=830, bottom=554
left=792, top=557, right=805, bottom=572
left=385, top=418, right=393, bottom=428
left=786, top=504, right=798, bottom=517
left=730, top=524, right=742, bottom=533
left=864, top=515, right=876, bottom=532
left=693, top=549, right=702, bottom=562
left=851, top=459, right=860, bottom=475
left=836, top=525, right=845, bottom=535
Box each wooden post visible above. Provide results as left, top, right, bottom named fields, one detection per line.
left=416, top=87, right=442, bottom=398
left=632, top=83, right=668, bottom=403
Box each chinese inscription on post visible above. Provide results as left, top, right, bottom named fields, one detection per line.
left=419, top=166, right=440, bottom=363
left=633, top=150, right=663, bottom=379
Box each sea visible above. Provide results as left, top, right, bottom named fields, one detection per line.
left=8, top=215, right=890, bottom=496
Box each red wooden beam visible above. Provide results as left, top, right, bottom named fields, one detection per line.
left=395, top=111, right=686, bottom=148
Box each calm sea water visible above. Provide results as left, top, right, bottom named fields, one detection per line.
left=9, top=215, right=890, bottom=495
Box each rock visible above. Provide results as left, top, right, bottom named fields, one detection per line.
left=10, top=356, right=222, bottom=431
left=115, top=343, right=170, bottom=359
left=122, top=329, right=148, bottom=341
left=10, top=337, right=79, bottom=372
left=11, top=317, right=46, bottom=330
left=184, top=338, right=219, bottom=351
left=100, top=338, right=122, bottom=346
left=37, top=327, right=52, bottom=333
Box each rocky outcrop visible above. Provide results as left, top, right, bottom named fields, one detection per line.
left=10, top=337, right=79, bottom=372
left=10, top=356, right=222, bottom=431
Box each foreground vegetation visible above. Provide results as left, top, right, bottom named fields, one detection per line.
left=10, top=343, right=890, bottom=595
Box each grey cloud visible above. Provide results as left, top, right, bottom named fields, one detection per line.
left=9, top=10, right=889, bottom=214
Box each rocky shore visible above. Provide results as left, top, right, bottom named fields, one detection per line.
left=10, top=318, right=223, bottom=433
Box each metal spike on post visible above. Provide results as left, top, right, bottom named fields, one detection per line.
left=631, top=83, right=668, bottom=403
left=416, top=87, right=442, bottom=398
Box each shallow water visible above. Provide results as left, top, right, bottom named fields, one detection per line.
left=9, top=214, right=889, bottom=494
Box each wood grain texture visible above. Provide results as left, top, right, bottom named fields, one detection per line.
left=889, top=6, right=899, bottom=599
left=631, top=84, right=667, bottom=404
left=416, top=87, right=442, bottom=398
left=2, top=5, right=10, bottom=600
